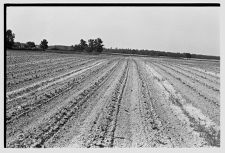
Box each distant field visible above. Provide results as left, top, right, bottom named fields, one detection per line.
left=5, top=50, right=220, bottom=148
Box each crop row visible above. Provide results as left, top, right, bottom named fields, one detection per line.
left=145, top=61, right=220, bottom=146
left=134, top=59, right=174, bottom=147
left=149, top=61, right=219, bottom=106
left=7, top=59, right=122, bottom=148
left=81, top=60, right=129, bottom=147
left=7, top=56, right=88, bottom=78
left=6, top=59, right=117, bottom=123
left=6, top=57, right=103, bottom=92
left=7, top=58, right=94, bottom=85
left=7, top=51, right=77, bottom=65
left=144, top=61, right=220, bottom=125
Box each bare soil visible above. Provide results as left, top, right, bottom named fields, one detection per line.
left=6, top=50, right=220, bottom=148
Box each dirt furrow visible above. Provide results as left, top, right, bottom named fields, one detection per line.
left=137, top=60, right=209, bottom=147
left=6, top=58, right=123, bottom=148
left=156, top=58, right=220, bottom=75
left=6, top=58, right=87, bottom=84
left=165, top=63, right=219, bottom=90
left=148, top=61, right=219, bottom=107
left=143, top=62, right=219, bottom=146
left=7, top=53, right=66, bottom=65
left=6, top=51, right=220, bottom=148
left=154, top=62, right=219, bottom=100
left=6, top=59, right=109, bottom=105
left=112, top=59, right=133, bottom=147
left=6, top=59, right=120, bottom=141
left=175, top=62, right=220, bottom=82
left=6, top=58, right=100, bottom=92
left=6, top=59, right=116, bottom=124
left=68, top=59, right=129, bottom=148
left=6, top=59, right=106, bottom=99
left=51, top=59, right=128, bottom=148
left=134, top=59, right=177, bottom=147
left=145, top=61, right=220, bottom=126
left=190, top=66, right=220, bottom=78
left=7, top=56, right=83, bottom=77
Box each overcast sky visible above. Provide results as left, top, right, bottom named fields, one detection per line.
left=7, top=7, right=219, bottom=56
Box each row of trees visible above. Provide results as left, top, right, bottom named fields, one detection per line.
left=14, top=41, right=35, bottom=49
left=6, top=29, right=48, bottom=50
left=104, top=48, right=220, bottom=60
left=104, top=48, right=192, bottom=58
left=6, top=29, right=103, bottom=53
left=72, top=38, right=104, bottom=53
left=7, top=29, right=218, bottom=59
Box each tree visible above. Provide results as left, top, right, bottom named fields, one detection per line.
left=6, top=29, right=15, bottom=49
left=26, top=41, right=36, bottom=49
left=73, top=38, right=104, bottom=53
left=79, top=39, right=88, bottom=50
left=13, top=42, right=22, bottom=49
left=73, top=44, right=81, bottom=51
left=40, top=39, right=48, bottom=50
left=94, top=38, right=104, bottom=52
left=185, top=53, right=192, bottom=59
left=73, top=39, right=88, bottom=51
left=87, top=38, right=104, bottom=53
left=87, top=39, right=95, bottom=52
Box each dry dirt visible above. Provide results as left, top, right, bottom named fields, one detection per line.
left=6, top=50, right=220, bottom=148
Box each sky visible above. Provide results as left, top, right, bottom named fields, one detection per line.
left=7, top=6, right=220, bottom=56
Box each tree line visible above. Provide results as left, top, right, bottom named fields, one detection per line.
left=6, top=29, right=48, bottom=51
left=104, top=48, right=220, bottom=60
left=6, top=29, right=219, bottom=60
left=6, top=29, right=104, bottom=53
left=72, top=38, right=104, bottom=53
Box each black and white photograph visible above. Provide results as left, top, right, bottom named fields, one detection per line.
left=3, top=0, right=222, bottom=149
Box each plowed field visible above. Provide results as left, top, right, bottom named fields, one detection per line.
left=5, top=50, right=220, bottom=148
